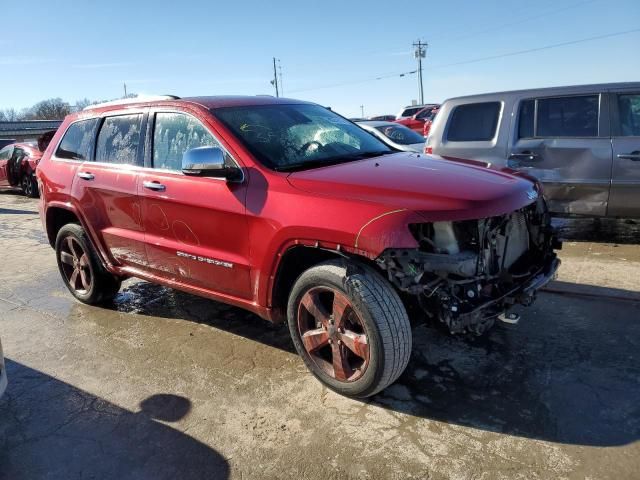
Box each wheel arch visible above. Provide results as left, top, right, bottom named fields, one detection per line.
left=268, top=244, right=380, bottom=323
left=45, top=204, right=118, bottom=274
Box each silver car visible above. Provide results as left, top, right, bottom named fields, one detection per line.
left=357, top=121, right=425, bottom=153
left=0, top=337, right=6, bottom=398
left=425, top=82, right=640, bottom=217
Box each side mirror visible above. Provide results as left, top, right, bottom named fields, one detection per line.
left=181, top=146, right=241, bottom=181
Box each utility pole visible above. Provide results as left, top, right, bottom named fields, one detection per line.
left=412, top=40, right=427, bottom=105
left=123, top=82, right=128, bottom=98
left=360, top=105, right=364, bottom=118
left=278, top=59, right=284, bottom=97
left=271, top=57, right=280, bottom=97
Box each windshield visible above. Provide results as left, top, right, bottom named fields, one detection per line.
left=214, top=104, right=392, bottom=171
left=375, top=124, right=425, bottom=145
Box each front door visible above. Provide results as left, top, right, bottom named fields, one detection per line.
left=138, top=110, right=251, bottom=299
left=72, top=112, right=147, bottom=269
left=509, top=94, right=612, bottom=216
left=608, top=90, right=640, bottom=217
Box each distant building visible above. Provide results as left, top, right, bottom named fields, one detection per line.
left=0, top=120, right=62, bottom=143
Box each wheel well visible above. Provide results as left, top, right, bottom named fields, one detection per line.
left=271, top=246, right=341, bottom=317
left=46, top=207, right=80, bottom=247
left=270, top=246, right=382, bottom=320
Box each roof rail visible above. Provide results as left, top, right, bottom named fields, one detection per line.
left=83, top=94, right=180, bottom=110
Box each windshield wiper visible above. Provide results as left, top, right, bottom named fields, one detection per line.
left=274, top=151, right=392, bottom=172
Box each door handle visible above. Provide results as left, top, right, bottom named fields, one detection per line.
left=77, top=171, right=95, bottom=180
left=143, top=181, right=166, bottom=191
left=508, top=152, right=541, bottom=162
left=617, top=150, right=640, bottom=161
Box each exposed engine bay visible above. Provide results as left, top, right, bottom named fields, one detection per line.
left=377, top=197, right=561, bottom=335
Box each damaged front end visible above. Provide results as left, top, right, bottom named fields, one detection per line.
left=376, top=197, right=561, bottom=335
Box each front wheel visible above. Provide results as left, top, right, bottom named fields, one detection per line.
left=287, top=259, right=412, bottom=398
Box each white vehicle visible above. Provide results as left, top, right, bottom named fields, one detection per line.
left=0, top=337, right=6, bottom=398
left=357, top=121, right=426, bottom=153
left=396, top=103, right=438, bottom=120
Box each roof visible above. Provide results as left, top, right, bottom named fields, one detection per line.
left=443, top=82, right=640, bottom=102
left=0, top=121, right=61, bottom=140
left=181, top=96, right=313, bottom=109
left=81, top=95, right=313, bottom=113
left=0, top=120, right=62, bottom=134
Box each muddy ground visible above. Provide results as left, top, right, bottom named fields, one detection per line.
left=0, top=190, right=639, bottom=479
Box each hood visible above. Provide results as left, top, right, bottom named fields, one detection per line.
left=287, top=152, right=538, bottom=221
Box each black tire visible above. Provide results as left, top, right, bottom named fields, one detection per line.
left=20, top=174, right=39, bottom=198
left=287, top=259, right=412, bottom=398
left=55, top=224, right=121, bottom=304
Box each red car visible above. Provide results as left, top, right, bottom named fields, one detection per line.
left=395, top=105, right=439, bottom=134
left=0, top=143, right=42, bottom=197
left=423, top=107, right=439, bottom=138
left=37, top=95, right=559, bottom=398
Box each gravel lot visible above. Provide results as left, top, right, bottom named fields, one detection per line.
left=1, top=190, right=639, bottom=479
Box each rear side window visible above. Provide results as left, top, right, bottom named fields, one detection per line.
left=447, top=102, right=501, bottom=142
left=95, top=114, right=143, bottom=165
left=152, top=112, right=221, bottom=171
left=56, top=119, right=98, bottom=160
left=536, top=95, right=598, bottom=137
left=617, top=94, right=640, bottom=136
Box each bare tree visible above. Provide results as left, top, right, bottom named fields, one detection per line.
left=0, top=108, right=20, bottom=121
left=26, top=98, right=72, bottom=120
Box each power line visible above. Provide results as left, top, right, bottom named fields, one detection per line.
left=287, top=28, right=639, bottom=94
left=430, top=28, right=640, bottom=69
left=444, top=0, right=598, bottom=43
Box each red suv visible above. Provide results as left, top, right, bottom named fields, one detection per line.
left=37, top=95, right=559, bottom=398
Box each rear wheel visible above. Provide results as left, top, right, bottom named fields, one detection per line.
left=287, top=259, right=412, bottom=398
left=55, top=224, right=121, bottom=304
left=20, top=174, right=38, bottom=198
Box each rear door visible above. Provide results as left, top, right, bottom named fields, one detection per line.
left=608, top=89, right=640, bottom=217
left=138, top=109, right=251, bottom=299
left=508, top=93, right=612, bottom=216
left=72, top=111, right=148, bottom=269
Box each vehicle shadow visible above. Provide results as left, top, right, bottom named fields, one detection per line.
left=108, top=280, right=640, bottom=448
left=0, top=207, right=39, bottom=215
left=0, top=360, right=230, bottom=480
left=111, top=281, right=295, bottom=354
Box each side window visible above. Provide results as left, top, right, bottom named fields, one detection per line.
left=536, top=95, right=598, bottom=137
left=518, top=100, right=535, bottom=139
left=95, top=114, right=143, bottom=165
left=0, top=146, right=12, bottom=160
left=56, top=119, right=99, bottom=160
left=447, top=102, right=501, bottom=142
left=152, top=112, right=222, bottom=171
left=617, top=94, right=640, bottom=136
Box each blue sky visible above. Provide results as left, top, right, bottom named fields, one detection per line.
left=1, top=0, right=639, bottom=117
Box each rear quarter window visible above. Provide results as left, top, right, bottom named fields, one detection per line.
left=55, top=119, right=98, bottom=160
left=446, top=102, right=501, bottom=142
